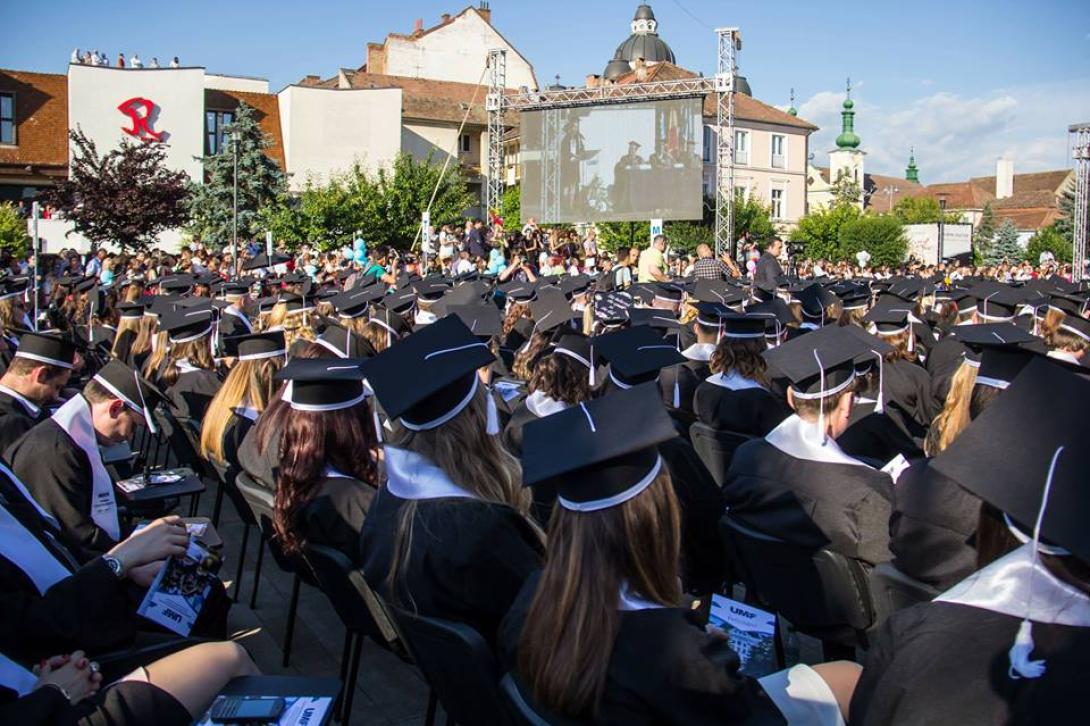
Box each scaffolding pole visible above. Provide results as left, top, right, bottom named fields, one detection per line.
left=1071, top=123, right=1090, bottom=282
left=714, top=27, right=741, bottom=260
left=485, top=49, right=507, bottom=221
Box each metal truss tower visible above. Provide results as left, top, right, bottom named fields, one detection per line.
left=714, top=28, right=741, bottom=259
left=485, top=49, right=507, bottom=221
left=1071, top=123, right=1090, bottom=282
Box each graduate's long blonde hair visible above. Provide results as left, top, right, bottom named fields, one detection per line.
left=925, top=360, right=977, bottom=456
left=200, top=356, right=283, bottom=463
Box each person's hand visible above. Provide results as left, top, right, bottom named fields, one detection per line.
left=35, top=651, right=101, bottom=704
left=127, top=560, right=165, bottom=588
left=108, top=516, right=188, bottom=573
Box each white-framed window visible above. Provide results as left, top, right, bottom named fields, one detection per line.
left=205, top=109, right=235, bottom=155
left=770, top=187, right=785, bottom=220
left=702, top=125, right=713, bottom=163
left=459, top=133, right=471, bottom=153
left=770, top=134, right=786, bottom=169
left=734, top=130, right=749, bottom=165
left=0, top=93, right=15, bottom=145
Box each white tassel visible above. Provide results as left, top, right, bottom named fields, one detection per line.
left=1008, top=620, right=1046, bottom=680
left=486, top=389, right=501, bottom=435
left=589, top=345, right=596, bottom=387
left=908, top=326, right=915, bottom=354
left=813, top=349, right=827, bottom=446
left=672, top=379, right=680, bottom=408
left=373, top=408, right=384, bottom=443
left=874, top=351, right=885, bottom=415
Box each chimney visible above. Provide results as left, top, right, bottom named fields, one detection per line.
left=586, top=74, right=601, bottom=89
left=478, top=1, right=492, bottom=24
left=441, top=13, right=451, bottom=23
left=996, top=157, right=1014, bottom=199
left=301, top=74, right=321, bottom=86
left=413, top=18, right=423, bottom=34
left=634, top=57, right=648, bottom=82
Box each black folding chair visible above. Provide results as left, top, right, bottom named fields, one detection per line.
left=152, top=406, right=208, bottom=516
left=300, top=543, right=415, bottom=723
left=213, top=464, right=260, bottom=603
left=868, top=562, right=940, bottom=626
left=389, top=607, right=513, bottom=726
left=689, top=423, right=752, bottom=488
left=720, top=511, right=876, bottom=657
left=234, top=474, right=318, bottom=667
left=499, top=673, right=577, bottom=726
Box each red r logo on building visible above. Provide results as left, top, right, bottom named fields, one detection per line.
left=118, top=97, right=163, bottom=141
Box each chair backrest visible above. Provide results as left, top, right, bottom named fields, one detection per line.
left=721, top=512, right=874, bottom=638
left=153, top=405, right=209, bottom=479
left=868, top=562, right=940, bottom=625
left=301, top=543, right=404, bottom=651
left=500, top=673, right=555, bottom=726
left=690, top=423, right=752, bottom=487
left=209, top=458, right=256, bottom=526
left=390, top=607, right=513, bottom=726
left=234, top=470, right=303, bottom=576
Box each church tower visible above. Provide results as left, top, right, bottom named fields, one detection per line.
left=827, top=78, right=865, bottom=207
left=905, top=147, right=920, bottom=183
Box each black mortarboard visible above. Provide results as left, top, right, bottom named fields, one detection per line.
left=531, top=297, right=578, bottom=334
left=1057, top=313, right=1090, bottom=343
left=950, top=323, right=1040, bottom=358
left=974, top=344, right=1042, bottom=391
left=500, top=280, right=537, bottom=304
left=971, top=284, right=1024, bottom=321
left=278, top=292, right=314, bottom=314
left=160, top=308, right=213, bottom=343
left=332, top=286, right=385, bottom=319
left=365, top=314, right=495, bottom=429
left=746, top=298, right=795, bottom=332
left=413, top=278, right=450, bottom=302
left=797, top=283, right=839, bottom=321
left=92, top=359, right=163, bottom=431
left=14, top=332, right=76, bottom=369
left=692, top=302, right=733, bottom=329
left=275, top=358, right=370, bottom=411
left=158, top=275, right=195, bottom=294
left=221, top=280, right=251, bottom=297
left=932, top=357, right=1090, bottom=562
left=693, top=279, right=745, bottom=306
left=314, top=325, right=377, bottom=359
left=719, top=313, right=773, bottom=340
left=448, top=303, right=502, bottom=339
left=762, top=325, right=865, bottom=399
left=383, top=288, right=417, bottom=315
left=560, top=275, right=592, bottom=300
left=224, top=331, right=286, bottom=361
left=628, top=308, right=681, bottom=332
left=863, top=304, right=914, bottom=336
left=243, top=252, right=290, bottom=271
left=651, top=282, right=683, bottom=304
left=553, top=333, right=593, bottom=370
left=592, top=325, right=684, bottom=387
left=593, top=292, right=633, bottom=328
left=521, top=384, right=677, bottom=511
left=117, top=302, right=145, bottom=320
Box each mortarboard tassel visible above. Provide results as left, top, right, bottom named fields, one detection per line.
left=1008, top=446, right=1065, bottom=680
left=134, top=370, right=157, bottom=435
left=373, top=407, right=384, bottom=443
left=672, top=379, right=680, bottom=408
left=485, top=388, right=501, bottom=435
left=813, top=349, right=827, bottom=446
left=874, top=351, right=885, bottom=415
left=589, top=344, right=596, bottom=387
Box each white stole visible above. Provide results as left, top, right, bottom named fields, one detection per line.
left=223, top=305, right=253, bottom=332
left=0, top=462, right=59, bottom=529
left=524, top=390, right=570, bottom=418
left=619, top=581, right=667, bottom=611
left=384, top=447, right=476, bottom=501
left=51, top=395, right=120, bottom=540
left=0, top=503, right=72, bottom=595
left=705, top=371, right=765, bottom=391
left=936, top=544, right=1090, bottom=626
left=680, top=343, right=716, bottom=362
left=0, top=384, right=40, bottom=418
left=765, top=415, right=871, bottom=468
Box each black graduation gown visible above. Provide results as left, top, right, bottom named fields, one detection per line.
left=0, top=391, right=46, bottom=456
left=498, top=571, right=785, bottom=726
left=659, top=358, right=711, bottom=431
left=237, top=414, right=282, bottom=493
left=295, top=476, right=377, bottom=567
left=0, top=674, right=190, bottom=725
left=723, top=436, right=894, bottom=567
left=881, top=358, right=937, bottom=441
left=851, top=601, right=1090, bottom=725
left=166, top=368, right=222, bottom=424
left=360, top=488, right=544, bottom=647
left=501, top=401, right=538, bottom=458
left=925, top=334, right=967, bottom=405
left=220, top=413, right=256, bottom=473
left=838, top=395, right=924, bottom=465
left=888, top=459, right=981, bottom=590
left=7, top=420, right=125, bottom=553
left=112, top=328, right=136, bottom=367
left=692, top=382, right=789, bottom=438
left=659, top=435, right=728, bottom=593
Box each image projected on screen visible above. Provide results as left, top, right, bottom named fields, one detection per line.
left=521, top=97, right=704, bottom=224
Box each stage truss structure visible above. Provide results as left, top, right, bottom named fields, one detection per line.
left=485, top=26, right=740, bottom=252
left=485, top=49, right=507, bottom=221
left=1071, top=123, right=1090, bottom=282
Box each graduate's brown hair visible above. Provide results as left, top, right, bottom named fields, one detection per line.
left=528, top=353, right=592, bottom=405
left=518, top=472, right=681, bottom=718
left=709, top=337, right=769, bottom=388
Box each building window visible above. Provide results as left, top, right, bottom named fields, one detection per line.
left=734, top=130, right=749, bottom=165
left=459, top=134, right=471, bottom=153
left=205, top=110, right=235, bottom=155
left=0, top=93, right=14, bottom=145
left=702, top=125, right=713, bottom=163
left=771, top=134, right=786, bottom=169
left=770, top=188, right=785, bottom=220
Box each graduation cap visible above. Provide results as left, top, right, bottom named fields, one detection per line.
left=365, top=314, right=496, bottom=431
left=797, top=283, right=839, bottom=321
left=314, top=325, right=377, bottom=359
left=720, top=313, right=773, bottom=340
left=221, top=280, right=251, bottom=297
left=243, top=252, right=291, bottom=271
left=746, top=298, right=795, bottom=335
left=560, top=275, right=592, bottom=300
left=950, top=323, right=1041, bottom=371
left=383, top=288, right=417, bottom=315
left=161, top=308, right=214, bottom=343
left=277, top=293, right=314, bottom=314
left=521, top=384, right=677, bottom=511
left=752, top=283, right=777, bottom=303
left=14, top=332, right=76, bottom=369
left=448, top=303, right=502, bottom=339
left=117, top=302, right=144, bottom=320
left=413, top=278, right=450, bottom=302
left=531, top=296, right=578, bottom=334
left=763, top=325, right=865, bottom=401
left=444, top=280, right=491, bottom=308
left=692, top=279, right=746, bottom=307
left=92, top=359, right=164, bottom=432
left=158, top=275, right=195, bottom=294
left=651, top=283, right=683, bottom=304
left=592, top=291, right=633, bottom=329
left=863, top=305, right=913, bottom=336
left=1057, top=313, right=1090, bottom=344
left=592, top=325, right=684, bottom=388
left=224, top=331, right=286, bottom=361
left=332, top=286, right=385, bottom=319
left=275, top=358, right=370, bottom=412
left=970, top=284, right=1023, bottom=321
left=692, top=301, right=733, bottom=329
left=553, top=333, right=593, bottom=370
left=255, top=296, right=280, bottom=316
left=628, top=308, right=681, bottom=333
left=627, top=283, right=656, bottom=306
left=500, top=280, right=537, bottom=304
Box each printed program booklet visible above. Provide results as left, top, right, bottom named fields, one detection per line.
left=707, top=594, right=779, bottom=677
left=137, top=538, right=221, bottom=636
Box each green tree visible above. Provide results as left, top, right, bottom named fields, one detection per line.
left=794, top=202, right=862, bottom=261
left=891, top=196, right=963, bottom=225
left=41, top=128, right=190, bottom=252
left=974, top=202, right=996, bottom=265
left=0, top=203, right=29, bottom=257
left=831, top=168, right=863, bottom=206
left=1024, top=224, right=1072, bottom=264
left=734, top=194, right=776, bottom=247
left=500, top=184, right=521, bottom=229
left=358, top=153, right=477, bottom=250
left=987, top=218, right=1023, bottom=264
left=838, top=214, right=909, bottom=267
left=663, top=221, right=713, bottom=255
left=595, top=221, right=648, bottom=254
left=1054, top=179, right=1076, bottom=243
left=185, top=103, right=286, bottom=248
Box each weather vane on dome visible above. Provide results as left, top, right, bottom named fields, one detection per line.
left=846, top=77, right=852, bottom=100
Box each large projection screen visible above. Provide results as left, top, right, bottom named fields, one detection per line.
left=520, top=97, right=704, bottom=224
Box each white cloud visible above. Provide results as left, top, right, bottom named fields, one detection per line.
left=797, top=80, right=1090, bottom=183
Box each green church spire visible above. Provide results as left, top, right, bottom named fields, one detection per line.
left=835, top=77, right=861, bottom=150
left=787, top=87, right=797, bottom=116
left=906, top=146, right=919, bottom=183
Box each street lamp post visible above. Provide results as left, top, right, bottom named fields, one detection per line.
left=231, top=130, right=239, bottom=276
left=937, top=194, right=948, bottom=265
left=882, top=185, right=900, bottom=213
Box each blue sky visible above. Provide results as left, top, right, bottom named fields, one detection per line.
left=5, top=0, right=1089, bottom=183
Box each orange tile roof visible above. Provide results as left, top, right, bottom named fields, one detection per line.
left=0, top=69, right=68, bottom=171
left=204, top=89, right=285, bottom=170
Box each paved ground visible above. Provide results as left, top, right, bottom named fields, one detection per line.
left=204, top=489, right=433, bottom=726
